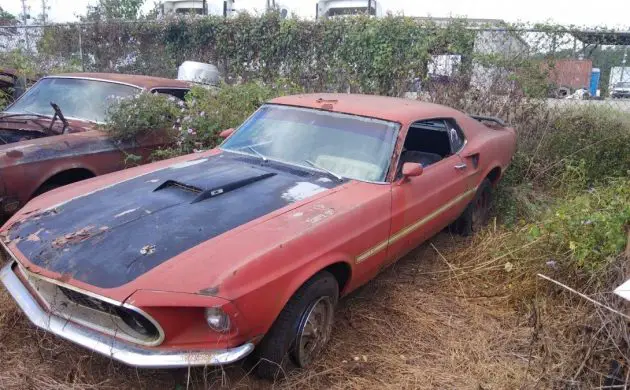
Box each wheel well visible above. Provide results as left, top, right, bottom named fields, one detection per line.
left=33, top=168, right=96, bottom=198
left=322, top=262, right=352, bottom=293
left=486, top=167, right=502, bottom=185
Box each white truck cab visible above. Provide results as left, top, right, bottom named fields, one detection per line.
left=316, top=0, right=383, bottom=19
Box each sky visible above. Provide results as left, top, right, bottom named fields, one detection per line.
left=2, top=0, right=629, bottom=28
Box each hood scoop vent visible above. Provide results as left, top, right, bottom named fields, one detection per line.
left=154, top=180, right=202, bottom=194
left=154, top=172, right=277, bottom=204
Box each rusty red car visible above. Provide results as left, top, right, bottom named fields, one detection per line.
left=0, top=94, right=516, bottom=379
left=0, top=73, right=190, bottom=218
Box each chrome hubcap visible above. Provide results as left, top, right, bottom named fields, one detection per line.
left=294, top=296, right=334, bottom=368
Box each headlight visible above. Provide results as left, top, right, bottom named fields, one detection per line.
left=204, top=307, right=231, bottom=332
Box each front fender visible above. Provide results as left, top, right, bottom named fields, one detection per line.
left=231, top=252, right=355, bottom=338
left=124, top=289, right=253, bottom=348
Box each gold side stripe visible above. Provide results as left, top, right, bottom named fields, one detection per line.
left=355, top=187, right=478, bottom=264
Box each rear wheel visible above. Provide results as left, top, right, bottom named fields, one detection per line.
left=251, top=271, right=338, bottom=380
left=451, top=178, right=493, bottom=236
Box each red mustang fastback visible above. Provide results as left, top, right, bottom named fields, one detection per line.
left=0, top=94, right=516, bottom=379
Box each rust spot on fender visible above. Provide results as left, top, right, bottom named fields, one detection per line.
left=6, top=150, right=24, bottom=158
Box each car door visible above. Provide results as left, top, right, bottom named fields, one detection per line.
left=386, top=119, right=474, bottom=264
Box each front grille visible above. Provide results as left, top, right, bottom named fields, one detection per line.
left=60, top=286, right=118, bottom=315
left=13, top=261, right=162, bottom=345
left=59, top=286, right=159, bottom=339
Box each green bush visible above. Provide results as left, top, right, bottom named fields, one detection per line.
left=102, top=81, right=301, bottom=160
left=530, top=178, right=630, bottom=272
left=537, top=107, right=630, bottom=187
left=101, top=91, right=181, bottom=142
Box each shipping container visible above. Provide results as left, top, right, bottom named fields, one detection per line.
left=544, top=59, right=593, bottom=92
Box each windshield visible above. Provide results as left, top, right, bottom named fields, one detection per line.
left=5, top=78, right=140, bottom=123
left=615, top=82, right=630, bottom=88
left=221, top=105, right=400, bottom=182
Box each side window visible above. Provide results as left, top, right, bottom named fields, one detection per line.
left=397, top=119, right=449, bottom=175
left=151, top=88, right=189, bottom=100
left=446, top=119, right=466, bottom=153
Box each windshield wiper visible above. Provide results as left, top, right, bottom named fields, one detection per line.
left=247, top=145, right=268, bottom=162
left=304, top=159, right=343, bottom=182
left=49, top=102, right=70, bottom=133
left=0, top=112, right=52, bottom=121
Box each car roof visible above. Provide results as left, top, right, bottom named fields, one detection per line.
left=269, top=93, right=463, bottom=123
left=48, top=73, right=190, bottom=90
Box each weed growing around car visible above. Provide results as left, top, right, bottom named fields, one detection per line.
left=3, top=17, right=630, bottom=388
left=1, top=82, right=629, bottom=388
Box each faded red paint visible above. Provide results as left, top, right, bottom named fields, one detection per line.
left=0, top=73, right=189, bottom=218
left=2, top=94, right=516, bottom=355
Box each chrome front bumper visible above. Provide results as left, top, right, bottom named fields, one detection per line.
left=0, top=262, right=254, bottom=368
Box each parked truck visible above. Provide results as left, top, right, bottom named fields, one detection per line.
left=609, top=67, right=630, bottom=98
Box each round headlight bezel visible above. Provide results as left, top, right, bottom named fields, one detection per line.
left=204, top=307, right=231, bottom=333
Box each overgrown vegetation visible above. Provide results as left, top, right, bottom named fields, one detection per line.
left=2, top=14, right=630, bottom=389
left=101, top=92, right=181, bottom=142
left=103, top=82, right=303, bottom=160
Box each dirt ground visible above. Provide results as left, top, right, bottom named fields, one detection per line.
left=0, top=232, right=612, bottom=389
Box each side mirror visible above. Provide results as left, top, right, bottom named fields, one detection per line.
left=219, top=128, right=235, bottom=139
left=402, top=163, right=423, bottom=180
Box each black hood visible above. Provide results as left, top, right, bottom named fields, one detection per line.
left=7, top=152, right=342, bottom=288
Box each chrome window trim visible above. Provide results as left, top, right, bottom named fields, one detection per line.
left=149, top=87, right=191, bottom=92
left=41, top=76, right=144, bottom=91
left=2, top=76, right=144, bottom=124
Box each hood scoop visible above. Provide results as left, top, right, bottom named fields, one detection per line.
left=154, top=172, right=276, bottom=204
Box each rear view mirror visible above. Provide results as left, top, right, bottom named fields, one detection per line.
left=219, top=128, right=235, bottom=138
left=402, top=162, right=423, bottom=179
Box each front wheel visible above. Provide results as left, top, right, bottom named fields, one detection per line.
left=251, top=271, right=338, bottom=380
left=450, top=178, right=493, bottom=236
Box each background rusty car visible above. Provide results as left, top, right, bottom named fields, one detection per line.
left=0, top=67, right=38, bottom=104
left=0, top=73, right=190, bottom=218
left=0, top=94, right=516, bottom=380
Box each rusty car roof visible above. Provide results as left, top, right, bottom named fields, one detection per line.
left=50, top=73, right=190, bottom=90
left=269, top=93, right=463, bottom=123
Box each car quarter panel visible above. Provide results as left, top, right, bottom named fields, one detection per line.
left=455, top=115, right=517, bottom=186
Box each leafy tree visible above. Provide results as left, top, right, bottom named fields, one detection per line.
left=0, top=6, right=17, bottom=22
left=83, top=0, right=146, bottom=21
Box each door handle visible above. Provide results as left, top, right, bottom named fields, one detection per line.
left=454, top=163, right=467, bottom=170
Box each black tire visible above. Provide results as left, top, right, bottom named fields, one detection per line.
left=250, top=271, right=339, bottom=380
left=450, top=178, right=493, bottom=236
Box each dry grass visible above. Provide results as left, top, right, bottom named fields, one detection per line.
left=1, top=230, right=628, bottom=389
